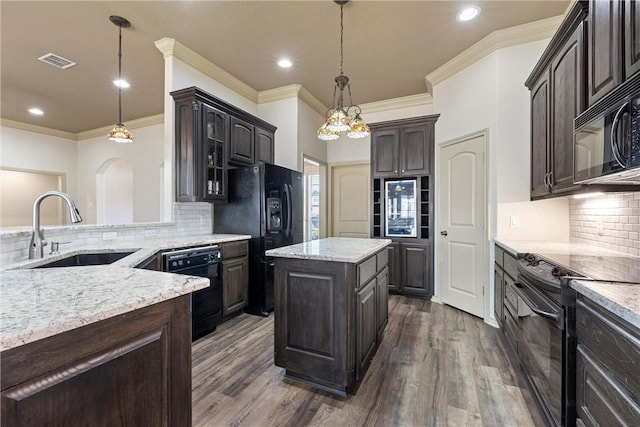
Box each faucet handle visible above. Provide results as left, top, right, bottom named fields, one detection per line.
left=50, top=241, right=70, bottom=255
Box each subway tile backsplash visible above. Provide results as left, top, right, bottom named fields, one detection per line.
left=0, top=202, right=213, bottom=265
left=570, top=192, right=640, bottom=256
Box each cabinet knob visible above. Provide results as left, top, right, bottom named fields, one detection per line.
left=401, top=169, right=405, bottom=173
left=394, top=170, right=398, bottom=174
left=440, top=231, right=448, bottom=236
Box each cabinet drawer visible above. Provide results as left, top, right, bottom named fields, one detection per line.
left=376, top=249, right=388, bottom=271
left=358, top=256, right=377, bottom=287
left=504, top=312, right=518, bottom=353
left=222, top=240, right=248, bottom=259
left=576, top=297, right=640, bottom=396
left=503, top=252, right=518, bottom=279
left=504, top=277, right=518, bottom=317
left=576, top=345, right=640, bottom=426
left=495, top=245, right=504, bottom=268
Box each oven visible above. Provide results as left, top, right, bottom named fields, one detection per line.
left=516, top=254, right=583, bottom=427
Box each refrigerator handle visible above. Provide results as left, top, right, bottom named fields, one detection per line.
left=284, top=183, right=293, bottom=238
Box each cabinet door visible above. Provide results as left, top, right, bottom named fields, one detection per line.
left=494, top=267, right=504, bottom=327
left=372, top=129, right=400, bottom=177
left=387, top=242, right=400, bottom=291
left=550, top=24, right=585, bottom=195
left=229, top=117, right=255, bottom=165
left=588, top=0, right=623, bottom=106
left=530, top=72, right=551, bottom=199
left=401, top=242, right=431, bottom=297
left=626, top=0, right=640, bottom=79
left=202, top=104, right=228, bottom=201
left=175, top=100, right=199, bottom=202
left=222, top=256, right=248, bottom=316
left=376, top=266, right=389, bottom=339
left=400, top=124, right=430, bottom=175
left=255, top=127, right=274, bottom=164
left=356, top=278, right=377, bottom=380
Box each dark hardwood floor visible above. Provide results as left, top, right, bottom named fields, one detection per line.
left=192, top=295, right=545, bottom=426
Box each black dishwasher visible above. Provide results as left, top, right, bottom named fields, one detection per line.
left=162, top=246, right=222, bottom=340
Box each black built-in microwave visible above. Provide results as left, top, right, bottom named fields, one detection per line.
left=574, top=73, right=640, bottom=185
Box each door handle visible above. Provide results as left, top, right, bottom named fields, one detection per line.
left=611, top=101, right=630, bottom=168
left=440, top=231, right=448, bottom=236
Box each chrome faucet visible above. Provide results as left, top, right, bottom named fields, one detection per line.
left=29, top=191, right=83, bottom=259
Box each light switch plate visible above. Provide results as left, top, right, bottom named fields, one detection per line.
left=510, top=216, right=520, bottom=228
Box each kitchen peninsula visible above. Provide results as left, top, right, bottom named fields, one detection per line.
left=0, top=234, right=249, bottom=427
left=266, top=237, right=391, bottom=396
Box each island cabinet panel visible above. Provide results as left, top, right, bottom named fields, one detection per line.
left=575, top=295, right=640, bottom=427
left=273, top=246, right=389, bottom=396
left=1, top=296, right=192, bottom=427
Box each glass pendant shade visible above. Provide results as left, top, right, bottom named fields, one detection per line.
left=347, top=113, right=370, bottom=139
left=317, top=121, right=340, bottom=140
left=326, top=108, right=351, bottom=132
left=107, top=123, right=133, bottom=143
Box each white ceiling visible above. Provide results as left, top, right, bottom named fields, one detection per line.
left=1, top=0, right=569, bottom=134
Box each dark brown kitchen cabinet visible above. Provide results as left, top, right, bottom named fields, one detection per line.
left=575, top=295, right=640, bottom=427
left=494, top=263, right=504, bottom=328
left=494, top=242, right=517, bottom=340
left=274, top=246, right=389, bottom=396
left=1, top=296, right=192, bottom=427
left=401, top=242, right=431, bottom=298
left=386, top=242, right=400, bottom=291
left=587, top=0, right=623, bottom=106
left=171, top=87, right=276, bottom=203
left=626, top=1, right=640, bottom=78
left=221, top=240, right=249, bottom=317
left=228, top=121, right=275, bottom=167
left=526, top=3, right=587, bottom=200
left=371, top=115, right=438, bottom=178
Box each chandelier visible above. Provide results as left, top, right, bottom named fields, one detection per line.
left=107, top=15, right=133, bottom=143
left=317, top=0, right=370, bottom=141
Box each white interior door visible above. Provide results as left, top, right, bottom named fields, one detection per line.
left=331, top=164, right=369, bottom=238
left=438, top=132, right=486, bottom=318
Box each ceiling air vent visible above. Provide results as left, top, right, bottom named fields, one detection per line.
left=37, top=53, right=77, bottom=69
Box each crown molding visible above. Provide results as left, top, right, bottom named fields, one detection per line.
left=76, top=114, right=164, bottom=141
left=0, top=118, right=77, bottom=140
left=257, top=84, right=328, bottom=116
left=360, top=93, right=433, bottom=114
left=155, top=37, right=259, bottom=103
left=425, top=15, right=563, bottom=94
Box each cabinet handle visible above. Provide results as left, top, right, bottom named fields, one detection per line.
left=610, top=101, right=630, bottom=168
left=440, top=231, right=448, bottom=236
left=548, top=171, right=553, bottom=187
left=401, top=169, right=405, bottom=173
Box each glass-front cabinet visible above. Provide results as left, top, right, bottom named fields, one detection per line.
left=203, top=104, right=227, bottom=201
left=385, top=179, right=417, bottom=237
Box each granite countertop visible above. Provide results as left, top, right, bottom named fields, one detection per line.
left=0, top=233, right=251, bottom=352
left=265, top=237, right=392, bottom=264
left=494, top=239, right=639, bottom=329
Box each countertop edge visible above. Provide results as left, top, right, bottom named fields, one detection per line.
left=266, top=238, right=392, bottom=264
left=569, top=279, right=640, bottom=329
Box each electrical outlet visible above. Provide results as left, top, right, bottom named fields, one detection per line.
left=510, top=216, right=520, bottom=228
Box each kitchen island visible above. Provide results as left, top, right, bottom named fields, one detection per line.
left=266, top=237, right=391, bottom=396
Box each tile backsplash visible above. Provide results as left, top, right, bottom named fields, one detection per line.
left=570, top=192, right=640, bottom=256
left=0, top=202, right=213, bottom=265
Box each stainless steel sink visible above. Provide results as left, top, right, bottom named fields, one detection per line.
left=33, top=251, right=136, bottom=268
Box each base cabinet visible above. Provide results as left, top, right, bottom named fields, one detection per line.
left=221, top=241, right=249, bottom=317
left=401, top=242, right=431, bottom=297
left=1, top=296, right=192, bottom=427
left=575, top=295, right=640, bottom=427
left=274, top=247, right=389, bottom=396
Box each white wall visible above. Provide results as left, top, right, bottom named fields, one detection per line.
left=0, top=126, right=77, bottom=198
left=297, top=100, right=327, bottom=168
left=76, top=124, right=163, bottom=224
left=256, top=97, right=299, bottom=171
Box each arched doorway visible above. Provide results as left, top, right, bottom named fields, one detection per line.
left=96, top=158, right=133, bottom=224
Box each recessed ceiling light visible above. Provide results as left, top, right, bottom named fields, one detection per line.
left=277, top=58, right=293, bottom=68
left=457, top=6, right=481, bottom=22
left=28, top=108, right=44, bottom=116
left=113, top=79, right=130, bottom=88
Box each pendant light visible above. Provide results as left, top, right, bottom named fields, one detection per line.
left=317, top=0, right=370, bottom=141
left=107, top=15, right=133, bottom=143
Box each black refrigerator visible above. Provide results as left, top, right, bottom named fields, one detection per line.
left=214, top=163, right=303, bottom=316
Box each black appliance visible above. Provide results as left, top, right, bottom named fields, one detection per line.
left=162, top=246, right=222, bottom=340
left=574, top=73, right=640, bottom=185
left=214, top=163, right=303, bottom=316
left=515, top=254, right=585, bottom=427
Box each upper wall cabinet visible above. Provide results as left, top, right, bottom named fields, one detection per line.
left=371, top=116, right=438, bottom=178
left=171, top=87, right=276, bottom=203
left=526, top=3, right=587, bottom=199
left=588, top=0, right=640, bottom=106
